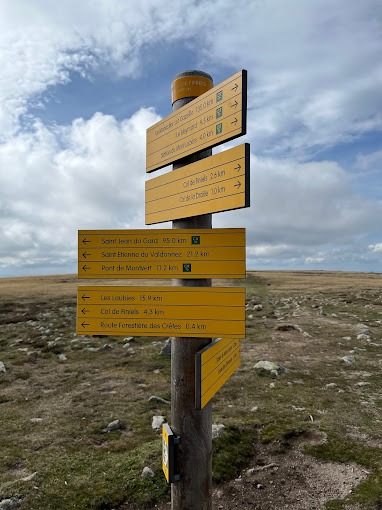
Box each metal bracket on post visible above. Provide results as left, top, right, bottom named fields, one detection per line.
left=162, top=423, right=180, bottom=483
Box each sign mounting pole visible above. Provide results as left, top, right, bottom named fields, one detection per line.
left=171, top=70, right=214, bottom=510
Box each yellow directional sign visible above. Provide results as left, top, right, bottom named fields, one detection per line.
left=76, top=286, right=246, bottom=338
left=162, top=423, right=180, bottom=483
left=78, top=228, right=246, bottom=278
left=145, top=144, right=250, bottom=224
left=195, top=338, right=240, bottom=409
left=146, top=70, right=247, bottom=172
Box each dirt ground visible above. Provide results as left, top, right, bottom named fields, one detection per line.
left=152, top=433, right=369, bottom=510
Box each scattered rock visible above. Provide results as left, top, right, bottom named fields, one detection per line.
left=341, top=355, right=355, bottom=364
left=152, top=415, right=165, bottom=430
left=356, top=333, right=370, bottom=341
left=253, top=304, right=263, bottom=311
left=342, top=336, right=352, bottom=341
left=101, top=419, right=122, bottom=433
left=356, top=323, right=370, bottom=334
left=0, top=361, right=6, bottom=373
left=212, top=423, right=225, bottom=439
left=141, top=466, right=154, bottom=478
left=254, top=360, right=285, bottom=378
left=30, top=418, right=43, bottom=423
left=148, top=395, right=170, bottom=405
left=58, top=353, right=67, bottom=362
left=161, top=338, right=171, bottom=356
left=0, top=499, right=22, bottom=510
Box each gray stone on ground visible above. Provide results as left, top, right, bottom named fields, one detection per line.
left=356, top=323, right=370, bottom=334
left=253, top=304, right=263, bottom=311
left=0, top=361, right=6, bottom=373
left=161, top=338, right=171, bottom=356
left=254, top=360, right=285, bottom=378
left=152, top=415, right=166, bottom=430
left=0, top=499, right=22, bottom=510
left=212, top=423, right=225, bottom=439
left=148, top=395, right=170, bottom=405
left=357, top=333, right=370, bottom=341
left=341, top=355, right=355, bottom=364
left=58, top=353, right=67, bottom=361
left=101, top=419, right=121, bottom=433
left=141, top=466, right=154, bottom=478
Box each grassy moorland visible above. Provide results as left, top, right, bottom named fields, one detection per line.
left=0, top=271, right=381, bottom=509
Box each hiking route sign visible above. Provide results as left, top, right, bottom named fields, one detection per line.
left=78, top=228, right=246, bottom=279
left=146, top=70, right=247, bottom=172
left=76, top=286, right=246, bottom=338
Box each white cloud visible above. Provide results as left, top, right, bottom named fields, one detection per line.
left=201, top=0, right=382, bottom=156
left=369, top=243, right=382, bottom=253
left=305, top=257, right=325, bottom=264
left=355, top=150, right=382, bottom=171
left=0, top=108, right=159, bottom=272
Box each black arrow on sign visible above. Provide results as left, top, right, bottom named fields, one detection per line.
left=82, top=238, right=91, bottom=245
left=81, top=294, right=90, bottom=301
left=82, top=252, right=90, bottom=259
left=231, top=118, right=238, bottom=125
left=82, top=265, right=90, bottom=272
left=234, top=163, right=241, bottom=171
left=81, top=308, right=89, bottom=315
left=234, top=181, right=242, bottom=189
left=81, top=321, right=90, bottom=328
left=231, top=100, right=238, bottom=108
left=231, top=83, right=238, bottom=92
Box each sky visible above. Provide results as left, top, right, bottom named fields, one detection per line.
left=0, top=0, right=381, bottom=277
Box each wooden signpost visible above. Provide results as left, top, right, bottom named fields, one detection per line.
left=76, top=68, right=250, bottom=510
left=145, top=144, right=250, bottom=224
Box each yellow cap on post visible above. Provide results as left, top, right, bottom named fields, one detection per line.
left=171, top=74, right=213, bottom=104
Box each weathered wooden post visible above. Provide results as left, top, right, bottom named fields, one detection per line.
left=171, top=70, right=214, bottom=510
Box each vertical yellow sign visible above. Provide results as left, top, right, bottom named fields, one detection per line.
left=195, top=338, right=241, bottom=409
left=162, top=423, right=180, bottom=483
